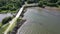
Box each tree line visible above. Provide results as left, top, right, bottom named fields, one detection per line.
left=27, top=0, right=60, bottom=7
left=0, top=0, right=60, bottom=11
left=0, top=0, right=25, bottom=11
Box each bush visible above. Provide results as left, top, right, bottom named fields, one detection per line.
left=57, top=1, right=60, bottom=5
left=0, top=9, right=2, bottom=12
left=48, top=0, right=58, bottom=3
left=2, top=17, right=13, bottom=25
left=38, top=1, right=43, bottom=7
left=27, top=0, right=34, bottom=4
left=0, top=6, right=7, bottom=10
left=0, top=3, right=3, bottom=7
left=46, top=3, right=58, bottom=7
left=43, top=1, right=47, bottom=5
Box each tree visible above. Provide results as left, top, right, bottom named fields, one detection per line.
left=38, top=1, right=44, bottom=7
left=57, top=1, right=60, bottom=5
left=2, top=17, right=13, bottom=25
left=48, top=0, right=58, bottom=3
left=27, top=0, right=39, bottom=4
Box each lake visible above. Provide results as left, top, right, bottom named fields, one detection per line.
left=17, top=7, right=60, bottom=34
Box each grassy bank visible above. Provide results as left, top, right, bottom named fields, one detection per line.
left=0, top=16, right=23, bottom=34
left=0, top=10, right=17, bottom=14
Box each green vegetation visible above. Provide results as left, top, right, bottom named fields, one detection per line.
left=0, top=17, right=13, bottom=28
left=46, top=3, right=58, bottom=7
left=38, top=0, right=59, bottom=7
left=0, top=0, right=60, bottom=34
left=26, top=0, right=60, bottom=7
left=0, top=17, right=11, bottom=34
left=0, top=17, right=22, bottom=34
left=0, top=23, right=2, bottom=27
left=57, top=1, right=60, bottom=5
left=0, top=17, right=13, bottom=34
left=38, top=1, right=44, bottom=7
left=0, top=0, right=25, bottom=13
left=2, top=17, right=13, bottom=25
left=0, top=0, right=60, bottom=13
left=0, top=23, right=9, bottom=34
left=27, top=0, right=39, bottom=4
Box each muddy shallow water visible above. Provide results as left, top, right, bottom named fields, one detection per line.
left=17, top=7, right=60, bottom=34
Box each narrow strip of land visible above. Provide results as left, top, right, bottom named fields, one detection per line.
left=4, top=4, right=38, bottom=34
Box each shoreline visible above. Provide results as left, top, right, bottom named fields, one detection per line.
left=45, top=6, right=60, bottom=11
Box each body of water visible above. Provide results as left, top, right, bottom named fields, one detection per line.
left=17, top=7, right=60, bottom=34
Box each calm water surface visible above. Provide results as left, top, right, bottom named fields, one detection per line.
left=17, top=7, right=60, bottom=34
